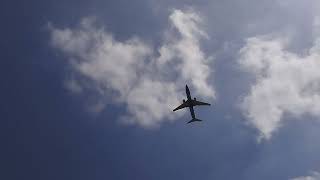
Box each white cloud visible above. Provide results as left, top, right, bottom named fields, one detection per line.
left=238, top=20, right=320, bottom=140
left=49, top=9, right=214, bottom=127
left=291, top=171, right=320, bottom=180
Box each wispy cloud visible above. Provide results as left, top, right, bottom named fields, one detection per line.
left=291, top=171, right=320, bottom=180
left=49, top=9, right=215, bottom=127
left=238, top=18, right=320, bottom=140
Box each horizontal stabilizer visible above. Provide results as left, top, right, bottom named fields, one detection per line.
left=187, top=118, right=203, bottom=124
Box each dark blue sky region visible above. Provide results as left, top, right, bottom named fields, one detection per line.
left=1, top=0, right=320, bottom=180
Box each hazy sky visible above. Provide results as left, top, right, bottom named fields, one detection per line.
left=1, top=0, right=320, bottom=179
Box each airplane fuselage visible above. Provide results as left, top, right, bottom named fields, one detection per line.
left=186, top=85, right=192, bottom=100
left=185, top=85, right=196, bottom=119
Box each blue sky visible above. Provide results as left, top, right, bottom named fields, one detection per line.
left=1, top=0, right=320, bottom=179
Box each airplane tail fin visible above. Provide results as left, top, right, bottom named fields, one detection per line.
left=187, top=118, right=202, bottom=124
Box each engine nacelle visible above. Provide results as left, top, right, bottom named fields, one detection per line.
left=194, top=97, right=196, bottom=101
left=183, top=99, right=186, bottom=103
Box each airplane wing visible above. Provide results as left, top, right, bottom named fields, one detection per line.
left=190, top=99, right=211, bottom=106
left=173, top=100, right=191, bottom=111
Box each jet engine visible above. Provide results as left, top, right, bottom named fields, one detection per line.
left=194, top=98, right=196, bottom=101
left=183, top=99, right=186, bottom=103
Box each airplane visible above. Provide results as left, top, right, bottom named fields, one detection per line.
left=173, top=85, right=211, bottom=123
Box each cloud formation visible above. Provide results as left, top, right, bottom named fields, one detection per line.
left=49, top=9, right=214, bottom=127
left=238, top=19, right=320, bottom=140
left=291, top=171, right=320, bottom=180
